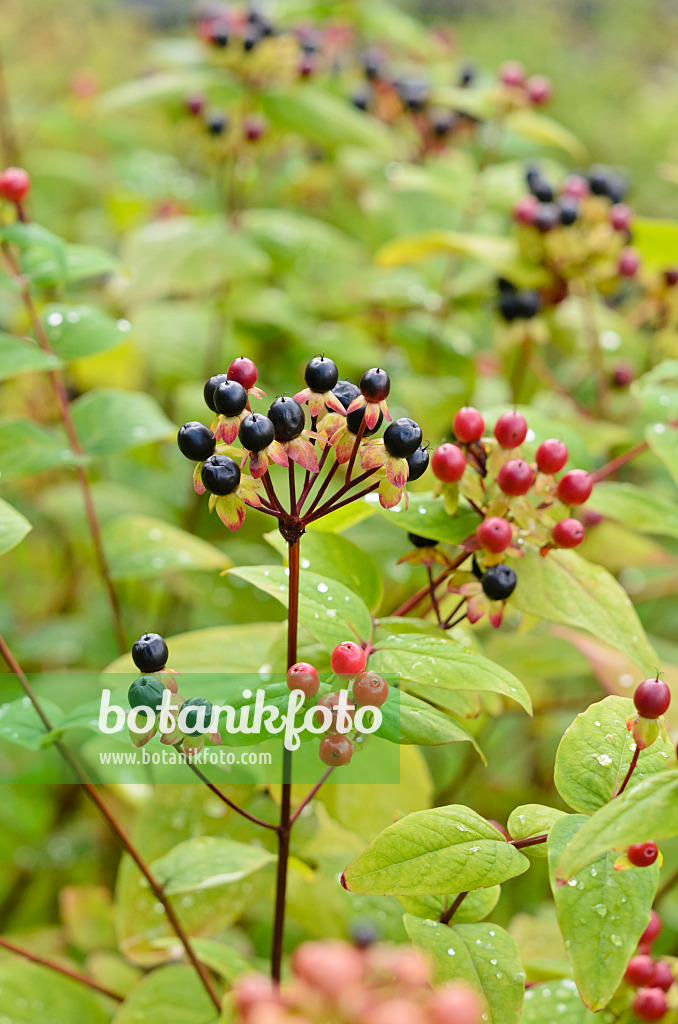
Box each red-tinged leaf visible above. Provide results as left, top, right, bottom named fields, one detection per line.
left=286, top=436, right=319, bottom=472
left=215, top=494, right=246, bottom=531
left=268, top=440, right=288, bottom=467
left=379, top=477, right=404, bottom=509
left=360, top=440, right=387, bottom=472
left=386, top=454, right=408, bottom=488
left=193, top=464, right=205, bottom=495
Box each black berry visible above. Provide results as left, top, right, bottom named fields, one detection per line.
left=360, top=368, right=390, bottom=402
left=481, top=564, right=517, bottom=601
left=201, top=454, right=241, bottom=495
left=239, top=413, right=274, bottom=452
left=351, top=88, right=371, bottom=112
left=384, top=418, right=423, bottom=459
left=209, top=22, right=229, bottom=47
left=132, top=633, right=169, bottom=673
left=530, top=177, right=554, bottom=203
left=408, top=532, right=434, bottom=548
left=514, top=290, right=541, bottom=319
left=332, top=380, right=360, bottom=411
left=525, top=164, right=540, bottom=189
left=396, top=78, right=429, bottom=111
left=214, top=380, right=248, bottom=418
left=431, top=110, right=458, bottom=138
left=268, top=396, right=305, bottom=442
left=305, top=356, right=338, bottom=393
left=558, top=197, right=579, bottom=226
left=534, top=203, right=561, bottom=233
left=204, top=373, right=229, bottom=411
left=406, top=445, right=429, bottom=481
left=361, top=48, right=382, bottom=81
left=346, top=405, right=383, bottom=436
left=177, top=422, right=216, bottom=461
left=459, top=62, right=475, bottom=86
left=206, top=111, right=228, bottom=136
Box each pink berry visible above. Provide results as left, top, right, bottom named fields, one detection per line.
left=286, top=662, right=320, bottom=698
left=233, top=974, right=280, bottom=1016
left=319, top=734, right=355, bottom=766
left=527, top=74, right=552, bottom=105
left=619, top=246, right=641, bottom=278
left=431, top=443, right=466, bottom=482
left=429, top=985, right=484, bottom=1024
left=292, top=940, right=364, bottom=996
left=612, top=363, right=634, bottom=387
left=650, top=962, right=674, bottom=993
left=610, top=203, right=633, bottom=232
left=552, top=518, right=585, bottom=548
left=513, top=195, right=539, bottom=225
left=625, top=955, right=657, bottom=987
left=640, top=911, right=662, bottom=949
left=562, top=175, right=590, bottom=200
left=536, top=438, right=568, bottom=474
left=185, top=93, right=205, bottom=116
left=352, top=671, right=389, bottom=708
left=453, top=407, right=485, bottom=444
left=628, top=842, right=659, bottom=868
left=228, top=356, right=258, bottom=390
left=634, top=678, right=671, bottom=719
left=477, top=516, right=513, bottom=553
left=330, top=641, right=367, bottom=678
left=632, top=987, right=668, bottom=1022
left=557, top=469, right=593, bottom=506
left=499, top=61, right=527, bottom=88
left=0, top=166, right=30, bottom=203
left=497, top=458, right=534, bottom=496
left=494, top=411, right=528, bottom=448
left=243, top=117, right=266, bottom=142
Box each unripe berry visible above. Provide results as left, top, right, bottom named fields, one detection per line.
left=429, top=984, right=484, bottom=1024
left=0, top=166, right=30, bottom=203
left=562, top=175, right=590, bottom=200
left=634, top=678, right=671, bottom=719
left=497, top=458, right=534, bottom=496
left=664, top=268, right=678, bottom=287
left=632, top=988, right=668, bottom=1022
left=650, top=962, right=674, bottom=993
left=527, top=74, right=552, bottom=105
left=232, top=974, right=280, bottom=1016
left=499, top=61, right=526, bottom=87
left=619, top=246, right=641, bottom=278
left=286, top=662, right=320, bottom=698
left=185, top=93, right=206, bottom=116
left=557, top=469, right=593, bottom=505
left=352, top=671, right=389, bottom=708
left=453, top=407, right=485, bottom=443
left=228, top=356, right=258, bottom=390
left=534, top=202, right=561, bottom=233
left=431, top=443, right=466, bottom=482
left=640, top=911, right=662, bottom=949
left=330, top=641, right=367, bottom=678
left=610, top=203, right=633, bottom=232
left=319, top=734, right=355, bottom=766
left=625, top=955, right=656, bottom=987
left=536, top=438, right=568, bottom=474
left=627, top=842, right=659, bottom=868
left=513, top=194, right=539, bottom=225
left=477, top=516, right=513, bottom=553
left=494, top=411, right=528, bottom=448
left=552, top=518, right=585, bottom=548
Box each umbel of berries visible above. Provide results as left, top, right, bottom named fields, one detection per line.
left=294, top=356, right=345, bottom=418
left=319, top=380, right=383, bottom=465
left=360, top=417, right=423, bottom=509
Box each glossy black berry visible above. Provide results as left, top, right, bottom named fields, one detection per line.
left=206, top=111, right=228, bottom=136
left=459, top=62, right=475, bottom=86
left=514, top=290, right=541, bottom=319
left=204, top=373, right=229, bottom=411
left=182, top=696, right=214, bottom=735
left=177, top=422, right=215, bottom=461
left=482, top=564, right=517, bottom=601
left=498, top=277, right=517, bottom=294
left=268, top=396, right=305, bottom=442
left=589, top=166, right=627, bottom=203
left=406, top=444, right=429, bottom=481
left=239, top=413, right=274, bottom=452
left=243, top=22, right=265, bottom=51
left=558, top=197, right=579, bottom=226
left=360, top=367, right=390, bottom=402
left=408, top=532, right=435, bottom=548
left=431, top=110, right=458, bottom=138
left=347, top=405, right=383, bottom=436
left=332, top=380, right=360, bottom=411
left=305, top=356, right=338, bottom=393
left=396, top=78, right=429, bottom=111
left=213, top=380, right=248, bottom=417
left=530, top=177, right=554, bottom=203
left=201, top=454, right=241, bottom=495
left=361, top=48, right=382, bottom=81
left=534, top=202, right=561, bottom=233
left=209, top=24, right=229, bottom=47
left=525, top=164, right=540, bottom=189
left=384, top=418, right=423, bottom=459
left=132, top=633, right=169, bottom=673
left=351, top=88, right=371, bottom=111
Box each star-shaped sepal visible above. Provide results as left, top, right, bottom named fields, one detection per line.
left=282, top=431, right=321, bottom=473
left=208, top=474, right=262, bottom=531
left=360, top=440, right=409, bottom=488
left=448, top=573, right=507, bottom=629
left=193, top=463, right=206, bottom=495
left=294, top=387, right=346, bottom=418
left=211, top=410, right=247, bottom=444
left=329, top=424, right=360, bottom=464
left=243, top=441, right=288, bottom=479
left=398, top=544, right=449, bottom=569
left=346, top=394, right=391, bottom=430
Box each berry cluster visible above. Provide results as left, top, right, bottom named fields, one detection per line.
left=418, top=407, right=593, bottom=627
left=233, top=939, right=483, bottom=1024
left=499, top=61, right=553, bottom=106
left=623, top=912, right=674, bottom=1022
left=177, top=356, right=427, bottom=536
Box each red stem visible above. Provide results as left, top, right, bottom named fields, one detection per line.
left=592, top=441, right=650, bottom=482
left=290, top=767, right=334, bottom=825
left=0, top=936, right=123, bottom=1002
left=614, top=747, right=640, bottom=798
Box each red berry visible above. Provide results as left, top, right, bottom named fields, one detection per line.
left=429, top=984, right=484, bottom=1024
left=513, top=195, right=539, bottom=225
left=619, top=246, right=641, bottom=278
left=628, top=842, right=659, bottom=868
left=352, top=671, right=389, bottom=708
left=500, top=61, right=527, bottom=88
left=497, top=458, right=534, bottom=496
left=562, top=175, right=590, bottom=200
left=0, top=166, right=30, bottom=203
left=243, top=117, right=266, bottom=142
left=286, top=662, right=320, bottom=698
left=477, top=516, right=513, bottom=553
left=650, top=962, right=674, bottom=993
left=664, top=268, right=678, bottom=287
left=232, top=974, right=280, bottom=1015
left=552, top=518, right=585, bottom=549
left=640, top=911, right=662, bottom=949
left=314, top=691, right=343, bottom=730
left=625, top=955, right=657, bottom=987
left=536, top=438, right=568, bottom=474
left=610, top=203, right=633, bottom=232
left=494, top=411, right=528, bottom=448
left=319, top=734, right=355, bottom=766
left=612, top=363, right=634, bottom=387
left=634, top=678, right=671, bottom=719
left=185, top=93, right=206, bottom=116
left=330, top=641, right=367, bottom=678
left=432, top=443, right=466, bottom=482
left=632, top=988, right=668, bottom=1022
left=228, top=356, right=258, bottom=390
left=527, top=74, right=552, bottom=105
left=557, top=469, right=593, bottom=505
left=453, top=406, right=485, bottom=444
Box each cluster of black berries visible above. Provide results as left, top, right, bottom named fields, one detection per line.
left=496, top=278, right=541, bottom=322
left=199, top=5, right=275, bottom=54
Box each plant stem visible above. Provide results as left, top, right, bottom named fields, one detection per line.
left=297, top=444, right=330, bottom=513
left=592, top=440, right=650, bottom=482
left=262, top=471, right=284, bottom=514
left=0, top=936, right=123, bottom=1002
left=290, top=767, right=334, bottom=825
left=304, top=458, right=340, bottom=518
left=391, top=551, right=470, bottom=619
left=345, top=418, right=367, bottom=483
left=1, top=244, right=126, bottom=653
left=288, top=461, right=297, bottom=515
left=427, top=566, right=443, bottom=626
left=510, top=833, right=548, bottom=849
left=440, top=891, right=468, bottom=925
left=304, top=482, right=379, bottom=523
left=615, top=747, right=640, bottom=798
left=0, top=633, right=222, bottom=1013
left=175, top=746, right=277, bottom=830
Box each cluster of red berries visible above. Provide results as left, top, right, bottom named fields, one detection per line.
left=287, top=641, right=388, bottom=768
left=233, top=939, right=483, bottom=1024
left=0, top=166, right=30, bottom=206
left=624, top=912, right=674, bottom=1021
left=499, top=61, right=553, bottom=106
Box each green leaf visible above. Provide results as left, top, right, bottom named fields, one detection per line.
left=103, top=514, right=231, bottom=580
left=507, top=805, right=568, bottom=858
left=506, top=547, right=657, bottom=674
left=556, top=769, right=678, bottom=879
left=504, top=109, right=586, bottom=159
left=265, top=530, right=383, bottom=612
left=633, top=217, right=678, bottom=271
left=0, top=497, right=31, bottom=555
left=375, top=230, right=519, bottom=274
left=43, top=305, right=130, bottom=360
left=522, top=980, right=604, bottom=1024
left=399, top=886, right=501, bottom=924
left=431, top=85, right=498, bottom=120
left=371, top=633, right=532, bottom=713
left=548, top=815, right=658, bottom=1010
left=261, top=86, right=394, bottom=156
left=646, top=423, right=678, bottom=488
left=366, top=490, right=481, bottom=544
left=378, top=689, right=482, bottom=752
left=112, top=965, right=219, bottom=1024
left=229, top=565, right=372, bottom=649
left=70, top=389, right=175, bottom=455
left=241, top=208, right=361, bottom=268
left=105, top=622, right=283, bottom=674
left=64, top=244, right=119, bottom=283
left=343, top=805, right=529, bottom=895
left=404, top=916, right=525, bottom=1024
left=150, top=836, right=275, bottom=896
left=0, top=697, right=63, bottom=749
left=306, top=499, right=376, bottom=533
left=587, top=481, right=678, bottom=538
left=100, top=69, right=240, bottom=111
left=150, top=937, right=253, bottom=982
left=0, top=959, right=111, bottom=1024
left=554, top=696, right=675, bottom=814
left=0, top=418, right=83, bottom=480
left=0, top=331, right=61, bottom=380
